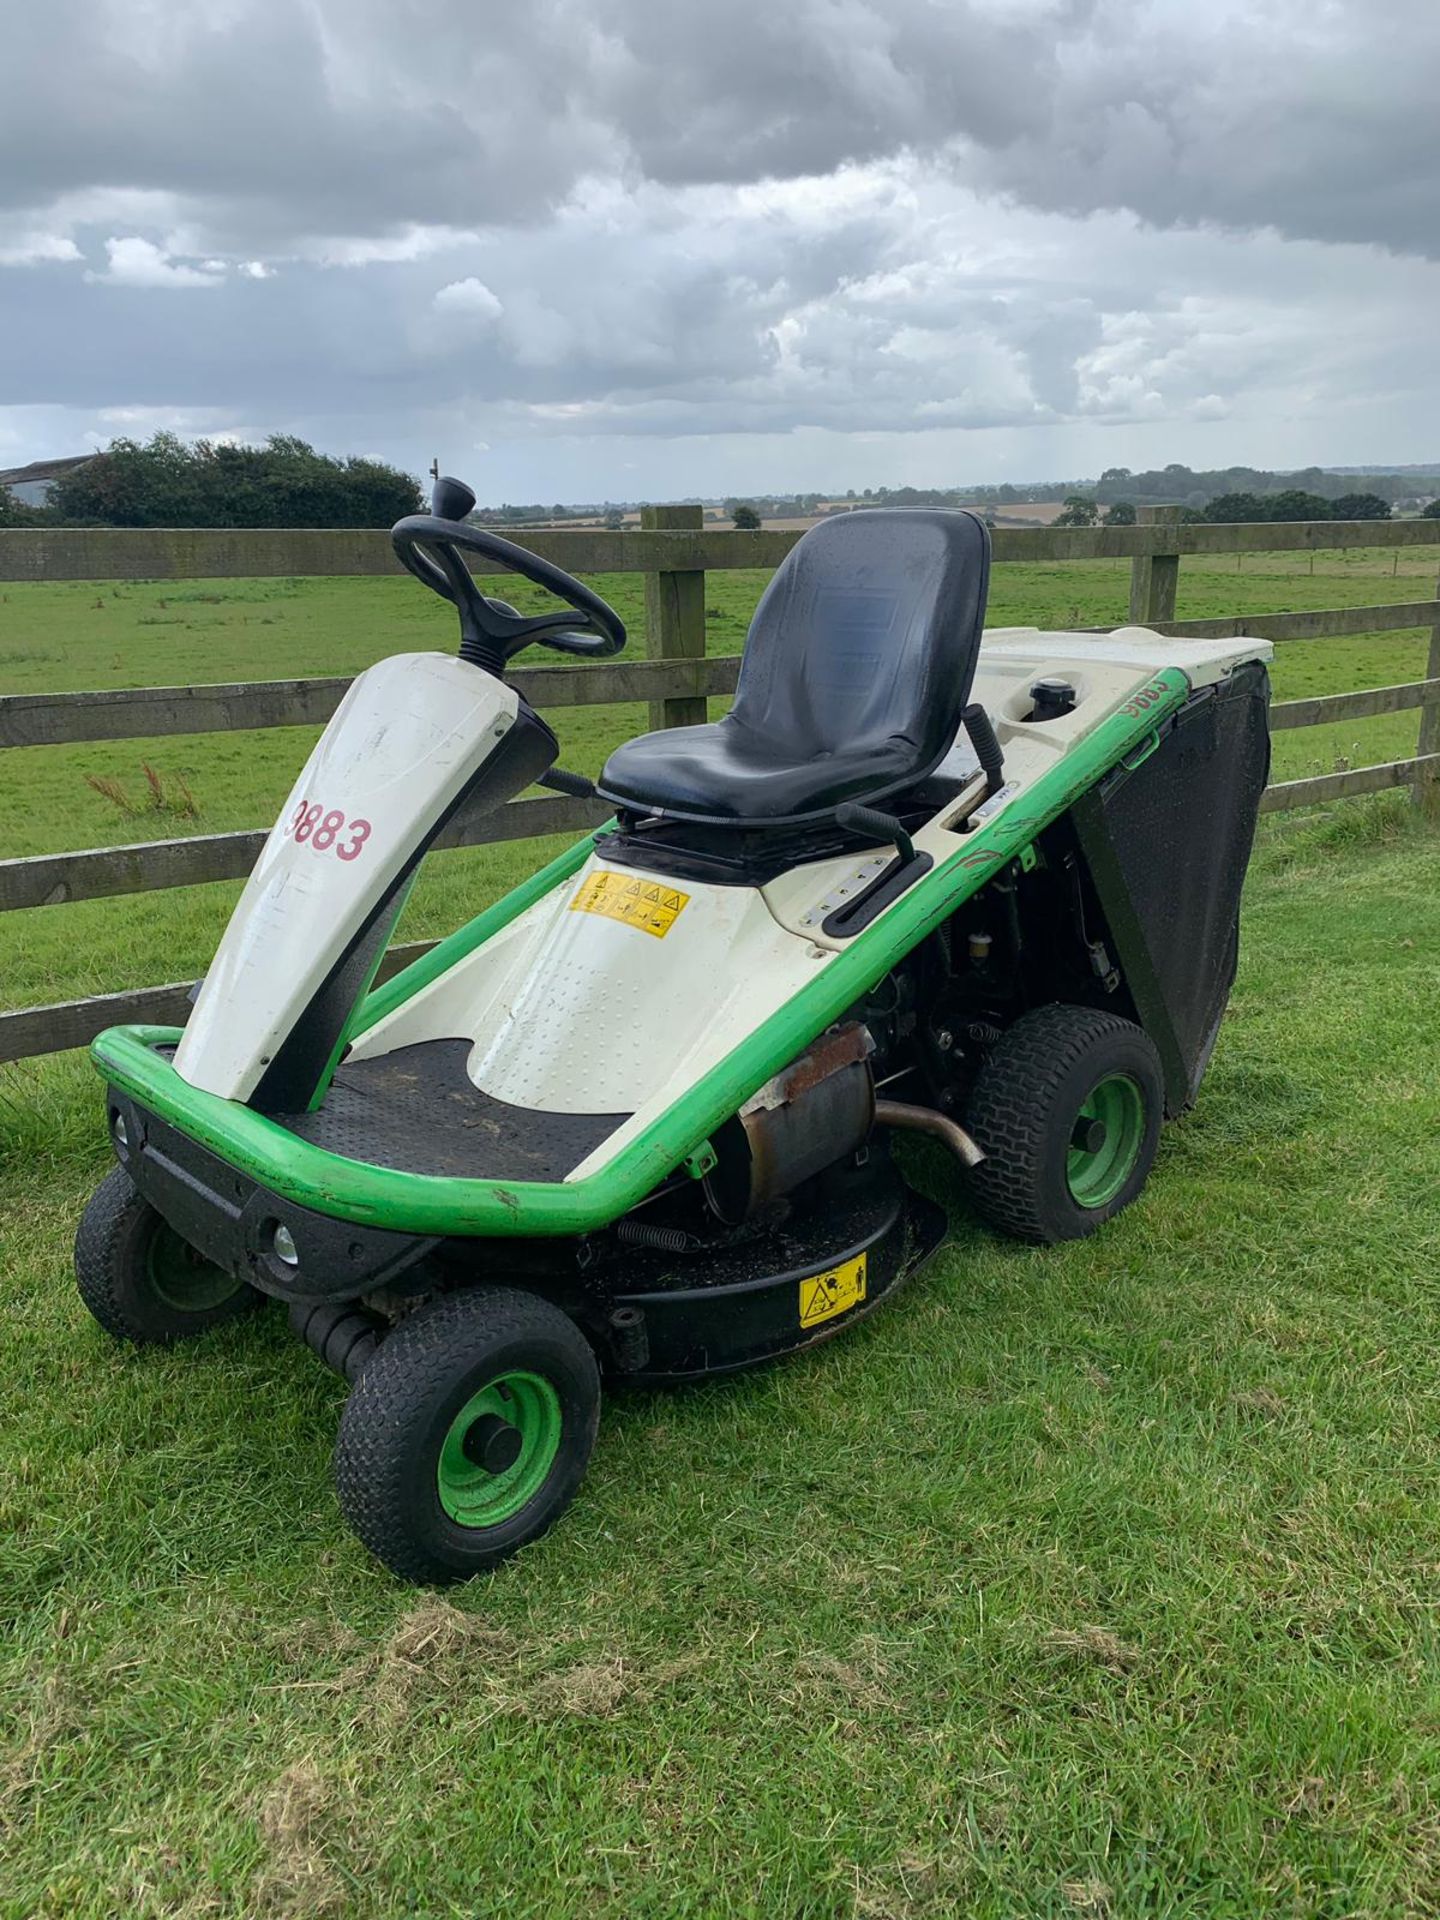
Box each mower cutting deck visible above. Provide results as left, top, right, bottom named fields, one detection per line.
left=78, top=481, right=1272, bottom=1582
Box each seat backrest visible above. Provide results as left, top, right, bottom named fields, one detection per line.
left=730, top=508, right=990, bottom=772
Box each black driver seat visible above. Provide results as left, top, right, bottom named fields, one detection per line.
left=597, top=509, right=991, bottom=826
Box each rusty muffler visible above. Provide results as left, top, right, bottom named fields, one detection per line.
left=704, top=1023, right=875, bottom=1223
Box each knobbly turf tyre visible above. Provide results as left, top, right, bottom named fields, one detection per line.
left=74, top=1164, right=263, bottom=1343
left=963, top=1004, right=1163, bottom=1246
left=334, top=1285, right=601, bottom=1584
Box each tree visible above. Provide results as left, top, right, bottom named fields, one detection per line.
left=1053, top=494, right=1099, bottom=527
left=1104, top=500, right=1136, bottom=526
left=49, top=432, right=203, bottom=525
left=602, top=508, right=624, bottom=530
left=49, top=432, right=422, bottom=528
left=1422, top=499, right=1440, bottom=519
left=1204, top=491, right=1270, bottom=523
left=731, top=503, right=762, bottom=530
left=1330, top=492, right=1391, bottom=521
left=0, top=487, right=49, bottom=527
left=1264, top=490, right=1332, bottom=522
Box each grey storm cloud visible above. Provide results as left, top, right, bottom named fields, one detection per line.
left=1, top=0, right=1437, bottom=492
left=4, top=0, right=1438, bottom=258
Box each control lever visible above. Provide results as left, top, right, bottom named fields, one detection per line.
left=825, top=803, right=933, bottom=939
left=962, top=703, right=1005, bottom=796
left=834, top=802, right=916, bottom=865
left=539, top=766, right=597, bottom=799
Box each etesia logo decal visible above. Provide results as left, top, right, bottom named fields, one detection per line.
left=570, top=869, right=691, bottom=939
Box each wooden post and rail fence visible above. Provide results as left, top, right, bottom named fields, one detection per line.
left=2, top=507, right=1438, bottom=1064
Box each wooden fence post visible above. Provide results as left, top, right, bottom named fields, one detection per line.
left=1416, top=569, right=1440, bottom=817
left=1129, top=504, right=1183, bottom=626
left=640, top=503, right=707, bottom=730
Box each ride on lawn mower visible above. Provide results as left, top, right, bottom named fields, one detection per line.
left=78, top=478, right=1272, bottom=1582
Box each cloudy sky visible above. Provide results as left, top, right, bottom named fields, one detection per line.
left=2, top=0, right=1437, bottom=502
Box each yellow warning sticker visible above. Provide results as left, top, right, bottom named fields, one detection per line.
left=569, top=868, right=690, bottom=939
left=799, top=1252, right=868, bottom=1329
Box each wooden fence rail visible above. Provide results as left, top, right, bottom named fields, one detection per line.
left=4, top=670, right=1440, bottom=918
left=6, top=606, right=1438, bottom=753
left=3, top=508, right=1439, bottom=1063
left=6, top=511, right=1440, bottom=583
left=0, top=656, right=744, bottom=751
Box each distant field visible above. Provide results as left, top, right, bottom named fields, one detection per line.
left=992, top=500, right=1069, bottom=525
left=0, top=545, right=1436, bottom=1018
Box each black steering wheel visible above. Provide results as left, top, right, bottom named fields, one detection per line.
left=391, top=475, right=627, bottom=672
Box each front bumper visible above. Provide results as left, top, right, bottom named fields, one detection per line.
left=90, top=1024, right=677, bottom=1240
left=107, top=1081, right=436, bottom=1302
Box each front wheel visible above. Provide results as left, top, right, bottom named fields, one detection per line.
left=963, top=1005, right=1163, bottom=1244
left=74, top=1165, right=263, bottom=1343
left=334, top=1286, right=600, bottom=1584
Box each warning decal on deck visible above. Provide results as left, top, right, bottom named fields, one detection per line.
left=569, top=868, right=690, bottom=939
left=799, top=1252, right=868, bottom=1329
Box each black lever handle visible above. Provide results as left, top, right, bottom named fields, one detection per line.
left=835, top=802, right=916, bottom=867
left=539, top=766, right=597, bottom=799
left=962, top=703, right=1005, bottom=796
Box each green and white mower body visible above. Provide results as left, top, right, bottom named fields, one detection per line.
left=80, top=484, right=1273, bottom=1581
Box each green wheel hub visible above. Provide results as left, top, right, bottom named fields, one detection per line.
left=436, top=1372, right=563, bottom=1528
left=145, top=1222, right=243, bottom=1312
left=1066, top=1073, right=1146, bottom=1209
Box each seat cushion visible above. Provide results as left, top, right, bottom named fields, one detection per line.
left=597, top=508, right=990, bottom=827
left=598, top=715, right=922, bottom=824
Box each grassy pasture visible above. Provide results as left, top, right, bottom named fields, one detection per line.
left=1, top=810, right=1439, bottom=1916
left=0, top=546, right=1437, bottom=1017
left=2, top=547, right=1440, bottom=1915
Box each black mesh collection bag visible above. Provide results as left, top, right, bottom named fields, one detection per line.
left=1071, top=659, right=1271, bottom=1112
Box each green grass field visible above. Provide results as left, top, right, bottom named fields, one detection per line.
left=1, top=546, right=1437, bottom=1018
left=3, top=551, right=1440, bottom=1915
left=3, top=809, right=1439, bottom=1917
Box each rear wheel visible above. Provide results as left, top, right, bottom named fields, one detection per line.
left=334, top=1286, right=599, bottom=1584
left=74, top=1164, right=262, bottom=1343
left=964, top=1005, right=1163, bottom=1244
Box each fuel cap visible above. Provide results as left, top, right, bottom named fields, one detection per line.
left=1029, top=677, right=1077, bottom=721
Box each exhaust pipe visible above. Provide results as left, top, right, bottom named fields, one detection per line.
left=873, top=1098, right=985, bottom=1169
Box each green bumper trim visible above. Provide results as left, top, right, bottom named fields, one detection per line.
left=91, top=671, right=1190, bottom=1239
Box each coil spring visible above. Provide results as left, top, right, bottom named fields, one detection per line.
left=616, top=1218, right=690, bottom=1254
